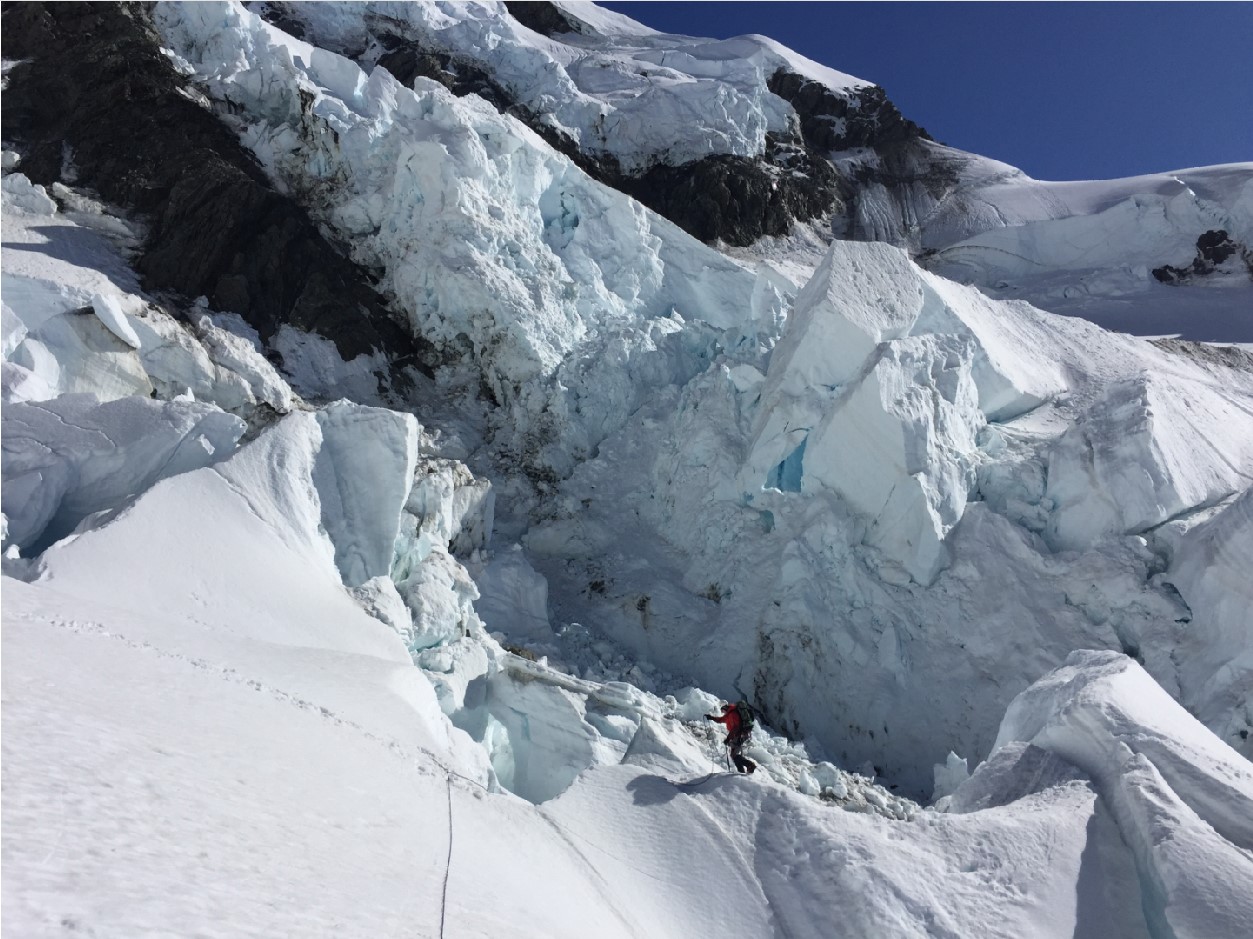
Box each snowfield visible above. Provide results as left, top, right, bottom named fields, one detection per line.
left=4, top=2, right=1253, bottom=936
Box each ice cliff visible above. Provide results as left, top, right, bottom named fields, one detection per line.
left=137, top=0, right=1253, bottom=788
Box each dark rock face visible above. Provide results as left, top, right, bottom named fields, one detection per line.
left=1153, top=230, right=1253, bottom=284
left=1151, top=337, right=1253, bottom=371
left=504, top=1, right=588, bottom=37
left=615, top=137, right=841, bottom=245
left=768, top=70, right=931, bottom=152
left=1, top=1, right=431, bottom=380
left=373, top=38, right=517, bottom=113
left=252, top=5, right=842, bottom=247
left=768, top=68, right=966, bottom=246
left=844, top=140, right=965, bottom=244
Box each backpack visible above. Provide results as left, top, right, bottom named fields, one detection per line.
left=734, top=701, right=756, bottom=736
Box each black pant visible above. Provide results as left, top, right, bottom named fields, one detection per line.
left=728, top=736, right=756, bottom=773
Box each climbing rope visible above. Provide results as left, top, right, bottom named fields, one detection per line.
left=439, top=776, right=453, bottom=939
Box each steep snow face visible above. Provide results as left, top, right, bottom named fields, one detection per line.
left=156, top=0, right=785, bottom=475
left=248, top=0, right=868, bottom=173
left=984, top=651, right=1253, bottom=939
left=914, top=155, right=1253, bottom=341
left=1156, top=490, right=1253, bottom=756
left=1044, top=374, right=1253, bottom=551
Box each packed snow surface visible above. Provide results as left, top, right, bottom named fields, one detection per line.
left=9, top=541, right=1247, bottom=938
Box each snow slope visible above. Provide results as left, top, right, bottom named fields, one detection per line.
left=9, top=551, right=1245, bottom=937
left=3, top=580, right=640, bottom=939
left=914, top=154, right=1253, bottom=341
left=982, top=650, right=1253, bottom=939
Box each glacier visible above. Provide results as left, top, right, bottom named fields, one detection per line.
left=4, top=2, right=1253, bottom=936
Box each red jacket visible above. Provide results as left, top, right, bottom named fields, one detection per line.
left=710, top=708, right=743, bottom=738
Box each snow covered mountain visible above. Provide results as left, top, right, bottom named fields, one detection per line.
left=4, top=2, right=1253, bottom=936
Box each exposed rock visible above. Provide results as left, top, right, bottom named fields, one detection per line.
left=844, top=140, right=966, bottom=244
left=1, top=1, right=433, bottom=383
left=504, top=1, right=589, bottom=37
left=255, top=5, right=840, bottom=247
left=615, top=136, right=841, bottom=246
left=1153, top=229, right=1253, bottom=284
left=1150, top=338, right=1253, bottom=372
left=373, top=36, right=516, bottom=113
left=768, top=70, right=931, bottom=153
left=766, top=67, right=957, bottom=245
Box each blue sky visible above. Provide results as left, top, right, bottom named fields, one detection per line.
left=598, top=2, right=1253, bottom=181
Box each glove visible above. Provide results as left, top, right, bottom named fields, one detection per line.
left=704, top=714, right=715, bottom=721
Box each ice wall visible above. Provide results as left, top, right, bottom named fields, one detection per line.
left=987, top=651, right=1253, bottom=939
left=1157, top=491, right=1253, bottom=759
left=533, top=237, right=1253, bottom=796
left=742, top=241, right=1067, bottom=584
left=2, top=394, right=245, bottom=554
left=154, top=0, right=786, bottom=476
left=247, top=1, right=868, bottom=173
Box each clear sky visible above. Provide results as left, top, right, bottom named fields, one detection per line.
left=598, top=2, right=1253, bottom=181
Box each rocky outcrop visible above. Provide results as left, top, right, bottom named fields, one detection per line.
left=504, top=1, right=588, bottom=37
left=1, top=2, right=432, bottom=382
left=248, top=4, right=841, bottom=248
left=766, top=68, right=963, bottom=245
left=768, top=70, right=931, bottom=153
left=373, top=39, right=517, bottom=114
left=1153, top=229, right=1253, bottom=284
left=844, top=141, right=967, bottom=244
left=614, top=136, right=841, bottom=245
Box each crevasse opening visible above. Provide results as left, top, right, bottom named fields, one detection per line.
left=765, top=436, right=807, bottom=493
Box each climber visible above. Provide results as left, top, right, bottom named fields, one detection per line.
left=706, top=702, right=757, bottom=774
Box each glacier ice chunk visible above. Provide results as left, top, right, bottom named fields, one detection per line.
left=1, top=393, right=245, bottom=553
